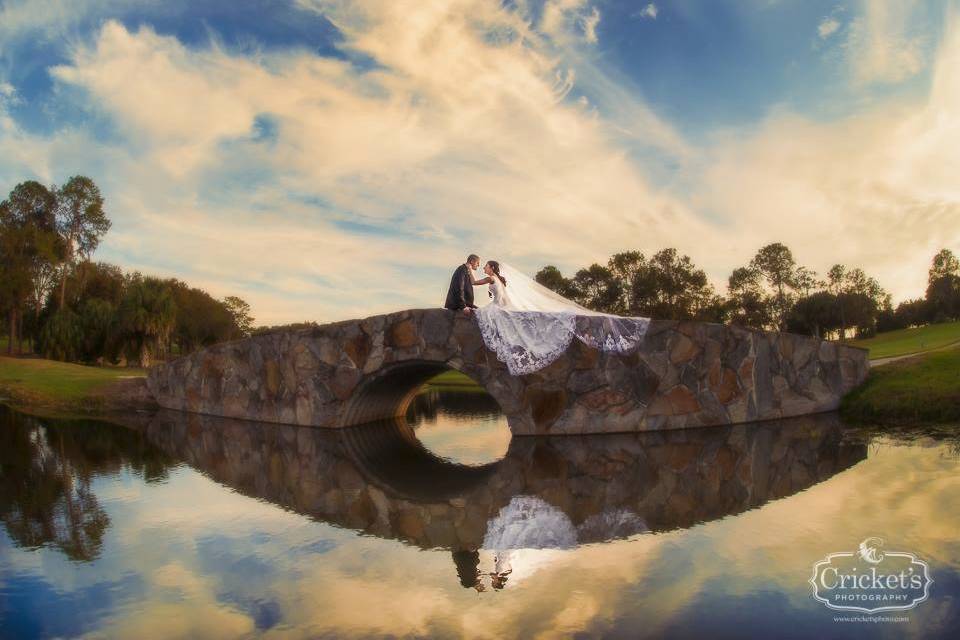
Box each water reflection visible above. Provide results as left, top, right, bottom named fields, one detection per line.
left=2, top=401, right=958, bottom=638
left=139, top=410, right=867, bottom=549
left=1, top=404, right=866, bottom=566
left=0, top=408, right=174, bottom=562
left=405, top=388, right=511, bottom=465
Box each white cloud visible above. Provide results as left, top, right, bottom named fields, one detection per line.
left=29, top=5, right=704, bottom=323
left=635, top=4, right=658, bottom=21
left=817, top=16, right=840, bottom=39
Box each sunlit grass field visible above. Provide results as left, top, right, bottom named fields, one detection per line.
left=850, top=321, right=960, bottom=360
left=841, top=346, right=960, bottom=424
left=0, top=355, right=144, bottom=404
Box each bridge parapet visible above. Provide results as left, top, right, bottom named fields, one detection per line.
left=146, top=308, right=869, bottom=435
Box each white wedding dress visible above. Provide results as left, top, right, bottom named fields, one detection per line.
left=473, top=264, right=651, bottom=376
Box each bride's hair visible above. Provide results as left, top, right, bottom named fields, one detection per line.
left=487, top=261, right=507, bottom=287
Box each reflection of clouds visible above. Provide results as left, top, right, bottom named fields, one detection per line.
left=89, top=562, right=256, bottom=639
left=3, top=436, right=957, bottom=638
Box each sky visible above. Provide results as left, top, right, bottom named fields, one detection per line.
left=0, top=0, right=958, bottom=325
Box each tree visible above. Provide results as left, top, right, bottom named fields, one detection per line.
left=892, top=298, right=929, bottom=329
left=726, top=266, right=772, bottom=329
left=223, top=296, right=254, bottom=339
left=630, top=248, right=717, bottom=320
left=925, top=249, right=960, bottom=321
left=55, top=177, right=110, bottom=309
left=534, top=265, right=574, bottom=298
left=0, top=181, right=61, bottom=353
left=827, top=264, right=848, bottom=341
left=749, top=243, right=801, bottom=330
left=607, top=251, right=645, bottom=313
left=117, top=275, right=176, bottom=368
left=787, top=291, right=838, bottom=338
left=570, top=264, right=623, bottom=313
left=826, top=264, right=889, bottom=339
left=167, top=281, right=236, bottom=355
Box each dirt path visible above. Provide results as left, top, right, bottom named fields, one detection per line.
left=870, top=341, right=960, bottom=367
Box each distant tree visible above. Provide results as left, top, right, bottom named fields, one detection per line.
left=117, top=275, right=176, bottom=368
left=726, top=266, right=772, bottom=329
left=892, top=298, right=929, bottom=329
left=630, top=248, right=717, bottom=320
left=749, top=243, right=801, bottom=330
left=787, top=291, right=838, bottom=338
left=251, top=321, right=319, bottom=336
left=793, top=266, right=823, bottom=298
left=166, top=280, right=235, bottom=355
left=223, top=296, right=254, bottom=339
left=570, top=264, right=623, bottom=313
left=825, top=265, right=889, bottom=339
left=54, top=177, right=110, bottom=309
left=534, top=265, right=574, bottom=298
left=607, top=251, right=645, bottom=313
left=826, top=264, right=849, bottom=340
left=925, top=249, right=960, bottom=321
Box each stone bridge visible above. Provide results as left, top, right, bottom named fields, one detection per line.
left=146, top=308, right=869, bottom=435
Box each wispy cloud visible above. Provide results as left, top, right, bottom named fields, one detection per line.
left=844, top=0, right=928, bottom=85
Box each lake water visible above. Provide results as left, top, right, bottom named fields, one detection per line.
left=1, top=391, right=958, bottom=638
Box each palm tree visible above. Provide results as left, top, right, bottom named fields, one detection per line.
left=117, top=275, right=176, bottom=368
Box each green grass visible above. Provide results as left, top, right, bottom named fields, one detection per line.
left=841, top=346, right=960, bottom=425
left=0, top=335, right=36, bottom=356
left=422, top=369, right=485, bottom=392
left=0, top=355, right=144, bottom=406
left=850, top=321, right=960, bottom=360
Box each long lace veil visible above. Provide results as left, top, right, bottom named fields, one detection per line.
left=475, top=263, right=651, bottom=375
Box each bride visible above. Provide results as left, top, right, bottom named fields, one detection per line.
left=468, top=261, right=650, bottom=376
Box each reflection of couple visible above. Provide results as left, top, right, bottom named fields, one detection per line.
left=443, top=255, right=653, bottom=376
left=451, top=495, right=648, bottom=592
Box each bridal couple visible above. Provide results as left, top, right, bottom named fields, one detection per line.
left=443, top=254, right=651, bottom=376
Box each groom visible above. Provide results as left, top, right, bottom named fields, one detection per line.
left=445, top=254, right=480, bottom=315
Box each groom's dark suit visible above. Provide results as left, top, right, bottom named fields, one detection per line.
left=445, top=264, right=476, bottom=311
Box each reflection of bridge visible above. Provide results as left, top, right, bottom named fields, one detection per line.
left=120, top=409, right=866, bottom=551
left=147, top=309, right=870, bottom=435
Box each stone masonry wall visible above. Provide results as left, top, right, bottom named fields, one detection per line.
left=146, top=308, right=870, bottom=435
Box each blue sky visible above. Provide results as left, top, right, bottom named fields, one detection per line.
left=0, top=0, right=958, bottom=323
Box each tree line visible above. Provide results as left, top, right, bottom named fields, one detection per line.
left=536, top=244, right=960, bottom=340
left=0, top=178, right=253, bottom=367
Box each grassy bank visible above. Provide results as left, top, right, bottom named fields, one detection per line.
left=422, top=369, right=485, bottom=392
left=850, top=321, right=960, bottom=360
left=0, top=355, right=145, bottom=414
left=841, top=347, right=960, bottom=425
